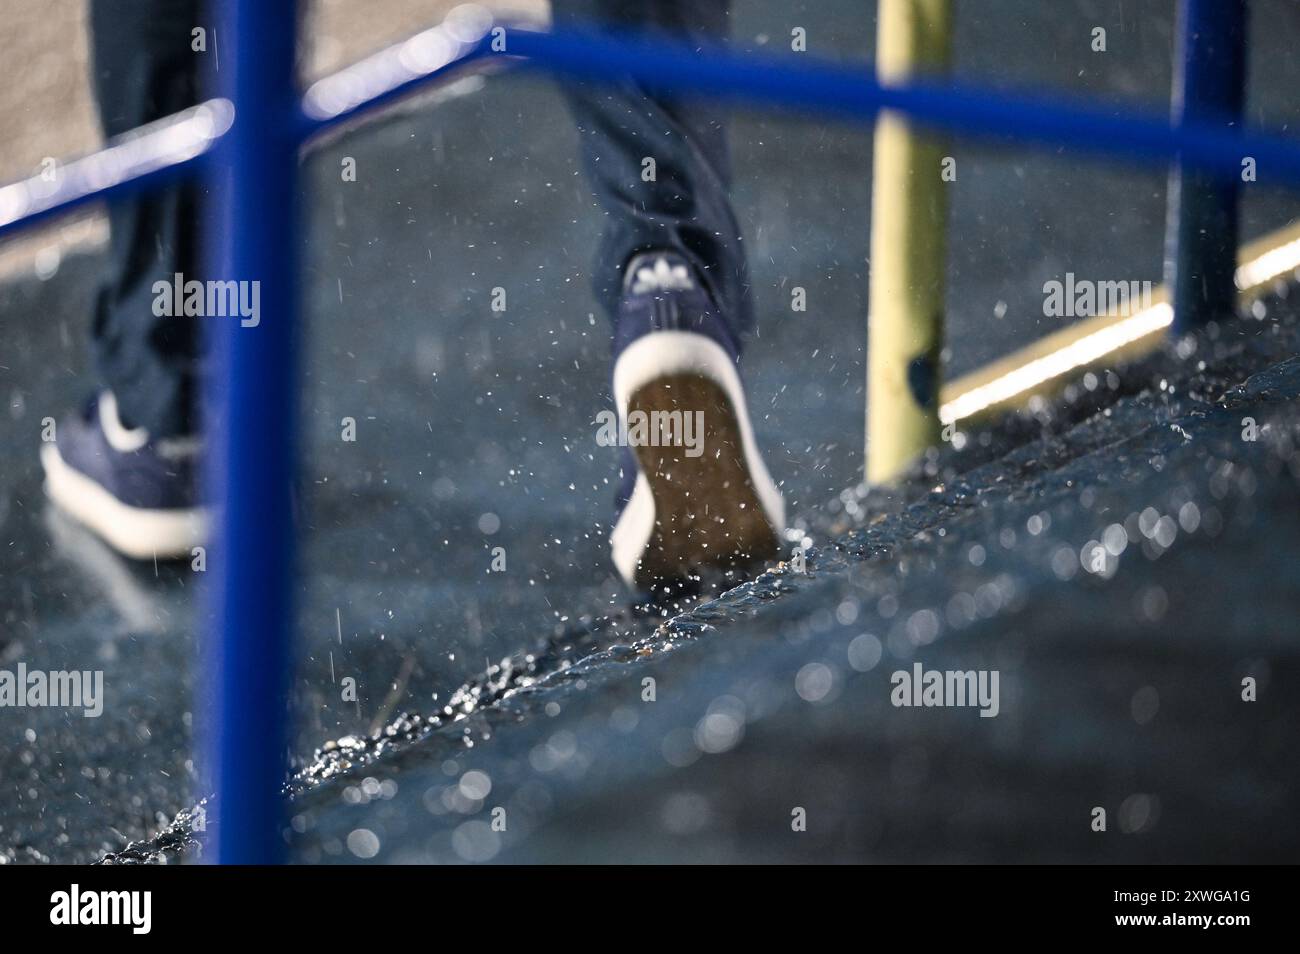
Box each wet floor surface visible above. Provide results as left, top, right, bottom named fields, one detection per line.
left=100, top=303, right=1300, bottom=864
left=287, top=309, right=1300, bottom=863
left=3, top=0, right=1300, bottom=863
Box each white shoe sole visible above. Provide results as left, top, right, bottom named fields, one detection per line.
left=609, top=331, right=785, bottom=587
left=40, top=442, right=207, bottom=561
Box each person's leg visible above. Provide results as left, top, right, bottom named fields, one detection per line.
left=554, top=0, right=753, bottom=346
left=39, top=0, right=207, bottom=560
left=554, top=0, right=783, bottom=592
left=89, top=0, right=204, bottom=438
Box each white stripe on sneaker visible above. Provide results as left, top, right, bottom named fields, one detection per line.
left=98, top=391, right=150, bottom=453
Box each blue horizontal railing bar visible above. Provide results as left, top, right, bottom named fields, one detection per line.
left=6, top=22, right=1300, bottom=244
left=0, top=101, right=231, bottom=239
left=500, top=28, right=1300, bottom=184
left=302, top=25, right=1300, bottom=184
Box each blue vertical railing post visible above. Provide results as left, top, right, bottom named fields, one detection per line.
left=1164, top=0, right=1248, bottom=335
left=205, top=0, right=301, bottom=864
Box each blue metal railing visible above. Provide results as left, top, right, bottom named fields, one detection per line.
left=203, top=0, right=302, bottom=867
left=1165, top=0, right=1249, bottom=333
left=0, top=1, right=1292, bottom=863
left=10, top=13, right=1300, bottom=242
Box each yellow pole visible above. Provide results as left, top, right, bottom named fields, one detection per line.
left=867, top=0, right=954, bottom=484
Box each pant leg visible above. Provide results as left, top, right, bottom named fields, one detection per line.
left=553, top=0, right=754, bottom=345
left=89, top=0, right=204, bottom=437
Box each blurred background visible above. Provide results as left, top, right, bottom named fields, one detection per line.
left=2, top=0, right=1299, bottom=864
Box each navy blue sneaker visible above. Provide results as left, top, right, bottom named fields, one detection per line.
left=39, top=392, right=206, bottom=560
left=609, top=251, right=785, bottom=588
